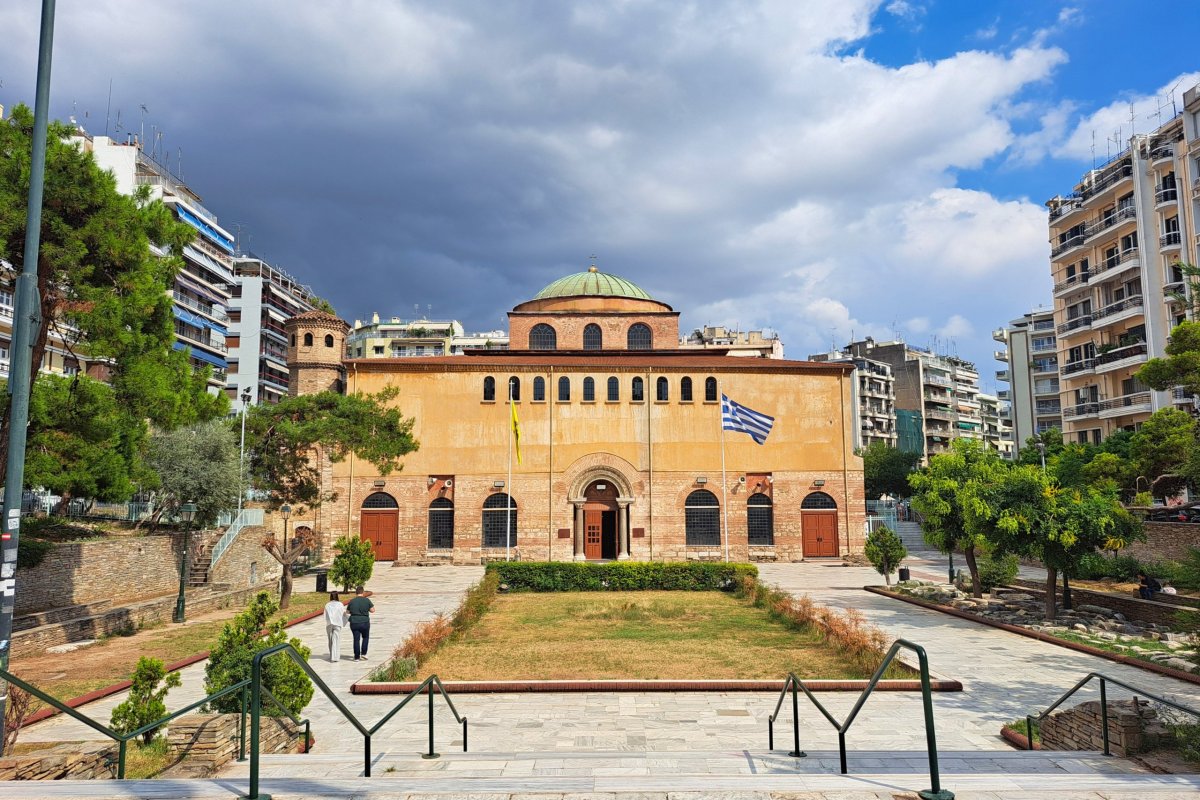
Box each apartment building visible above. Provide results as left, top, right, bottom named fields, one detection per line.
left=1044, top=83, right=1200, bottom=444
left=84, top=134, right=233, bottom=395
left=807, top=349, right=897, bottom=449
left=993, top=308, right=1062, bottom=456
left=978, top=393, right=1014, bottom=458
left=227, top=257, right=321, bottom=409
left=0, top=270, right=89, bottom=380
left=835, top=338, right=980, bottom=461
left=346, top=314, right=509, bottom=359
left=680, top=326, right=784, bottom=358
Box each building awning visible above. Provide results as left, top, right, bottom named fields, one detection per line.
left=172, top=304, right=227, bottom=334
left=174, top=340, right=226, bottom=368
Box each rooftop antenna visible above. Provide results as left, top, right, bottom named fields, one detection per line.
left=104, top=78, right=112, bottom=136
left=1128, top=101, right=1136, bottom=138
left=177, top=147, right=183, bottom=181
left=1090, top=130, right=1097, bottom=170
left=139, top=104, right=148, bottom=149
left=231, top=222, right=246, bottom=255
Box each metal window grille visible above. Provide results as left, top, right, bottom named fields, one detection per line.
left=583, top=377, right=596, bottom=402
left=530, top=324, right=558, bottom=350
left=656, top=376, right=669, bottom=401
left=583, top=324, right=603, bottom=350
left=681, top=377, right=693, bottom=401
left=508, top=376, right=520, bottom=401
left=627, top=323, right=652, bottom=350
left=632, top=377, right=644, bottom=402
left=362, top=492, right=399, bottom=509
left=747, top=494, right=773, bottom=545
left=533, top=377, right=545, bottom=401
left=558, top=376, right=571, bottom=401
left=801, top=491, right=837, bottom=510
left=607, top=377, right=619, bottom=401
left=482, top=493, right=517, bottom=547
left=705, top=377, right=718, bottom=402
left=428, top=498, right=454, bottom=549
left=483, top=376, right=496, bottom=401
left=685, top=489, right=720, bottom=546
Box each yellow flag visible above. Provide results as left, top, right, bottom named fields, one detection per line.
left=511, top=400, right=522, bottom=465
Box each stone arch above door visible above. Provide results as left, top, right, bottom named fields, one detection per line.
left=564, top=453, right=637, bottom=502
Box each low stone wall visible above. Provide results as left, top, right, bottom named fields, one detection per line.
left=1011, top=579, right=1193, bottom=627
left=10, top=580, right=279, bottom=659
left=1041, top=698, right=1168, bottom=757
left=0, top=741, right=117, bottom=780
left=166, top=712, right=304, bottom=777
left=209, top=524, right=282, bottom=589
left=1124, top=521, right=1200, bottom=563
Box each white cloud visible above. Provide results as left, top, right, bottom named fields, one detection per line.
left=937, top=314, right=974, bottom=339
left=906, top=317, right=931, bottom=333
left=1056, top=72, right=1200, bottom=161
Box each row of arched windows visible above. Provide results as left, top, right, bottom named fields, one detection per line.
left=413, top=490, right=837, bottom=550
left=291, top=332, right=336, bottom=348
left=483, top=375, right=719, bottom=403
left=529, top=322, right=653, bottom=351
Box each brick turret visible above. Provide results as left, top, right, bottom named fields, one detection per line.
left=285, top=310, right=349, bottom=396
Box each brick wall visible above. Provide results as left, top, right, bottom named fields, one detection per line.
left=0, top=742, right=117, bottom=780
left=168, top=712, right=303, bottom=777
left=1124, top=521, right=1200, bottom=563
left=1010, top=578, right=1193, bottom=627
left=508, top=312, right=680, bottom=351
left=1041, top=698, right=1166, bottom=756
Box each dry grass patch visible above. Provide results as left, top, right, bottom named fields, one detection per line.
left=416, top=591, right=871, bottom=680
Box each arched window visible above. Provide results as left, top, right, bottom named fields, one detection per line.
left=482, top=493, right=517, bottom=547
left=685, top=490, right=720, bottom=546
left=704, top=376, right=718, bottom=402
left=324, top=334, right=334, bottom=347
left=681, top=377, right=693, bottom=402
left=429, top=498, right=454, bottom=549
left=747, top=494, right=774, bottom=545
left=583, top=324, right=603, bottom=350
left=656, top=376, right=669, bottom=402
left=607, top=377, right=619, bottom=402
left=801, top=492, right=838, bottom=510
left=529, top=323, right=557, bottom=350
left=483, top=376, right=496, bottom=402
left=632, top=377, right=645, bottom=402
left=583, top=377, right=596, bottom=402
left=558, top=376, right=571, bottom=401
left=290, top=334, right=296, bottom=346
left=362, top=492, right=399, bottom=509
left=627, top=323, right=652, bottom=350
left=533, top=376, right=546, bottom=402
left=508, top=376, right=520, bottom=401
left=303, top=332, right=314, bottom=347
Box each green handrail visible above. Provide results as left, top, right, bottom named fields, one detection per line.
left=766, top=639, right=953, bottom=800
left=1024, top=671, right=1200, bottom=756
left=244, top=644, right=468, bottom=800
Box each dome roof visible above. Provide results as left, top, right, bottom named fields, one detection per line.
left=534, top=267, right=652, bottom=301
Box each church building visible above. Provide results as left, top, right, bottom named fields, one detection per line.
left=286, top=267, right=865, bottom=564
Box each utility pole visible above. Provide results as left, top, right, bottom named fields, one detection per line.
left=0, top=0, right=57, bottom=752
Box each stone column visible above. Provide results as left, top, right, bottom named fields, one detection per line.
left=617, top=500, right=631, bottom=559
left=573, top=501, right=586, bottom=561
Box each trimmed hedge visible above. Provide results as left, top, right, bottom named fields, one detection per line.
left=484, top=561, right=757, bottom=592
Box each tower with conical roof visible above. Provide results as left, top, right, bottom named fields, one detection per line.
left=285, top=310, right=350, bottom=396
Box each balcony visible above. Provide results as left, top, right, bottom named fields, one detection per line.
left=1035, top=401, right=1062, bottom=414
left=997, top=390, right=1011, bottom=401
left=1155, top=186, right=1178, bottom=206
left=1051, top=233, right=1087, bottom=259
left=1062, top=401, right=1101, bottom=419
left=1061, top=357, right=1095, bottom=376
left=1150, top=145, right=1174, bottom=164
left=1080, top=161, right=1133, bottom=200
left=1048, top=194, right=1084, bottom=221
left=1032, top=319, right=1056, bottom=332
left=994, top=349, right=1008, bottom=362
left=992, top=328, right=1008, bottom=343
left=995, top=369, right=1010, bottom=382
left=925, top=409, right=954, bottom=422
left=176, top=328, right=228, bottom=354
left=1033, top=382, right=1060, bottom=396
left=1031, top=359, right=1059, bottom=375
left=1057, top=315, right=1092, bottom=336
left=1094, top=341, right=1148, bottom=374
left=172, top=291, right=229, bottom=323
left=1031, top=340, right=1058, bottom=352
left=924, top=374, right=952, bottom=387
left=1098, top=391, right=1153, bottom=419
left=1160, top=230, right=1182, bottom=249
left=1091, top=295, right=1143, bottom=326
left=1093, top=247, right=1140, bottom=279
left=1085, top=204, right=1137, bottom=242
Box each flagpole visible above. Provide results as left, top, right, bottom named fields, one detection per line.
left=506, top=378, right=513, bottom=562
left=719, top=396, right=730, bottom=563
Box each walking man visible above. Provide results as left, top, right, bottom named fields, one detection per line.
left=347, top=586, right=375, bottom=661
left=323, top=591, right=348, bottom=662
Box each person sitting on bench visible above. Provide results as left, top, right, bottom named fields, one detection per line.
left=1137, top=571, right=1161, bottom=600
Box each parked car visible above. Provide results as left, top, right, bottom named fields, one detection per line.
left=1147, top=504, right=1200, bottom=523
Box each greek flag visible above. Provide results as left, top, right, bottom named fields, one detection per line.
left=721, top=394, right=774, bottom=445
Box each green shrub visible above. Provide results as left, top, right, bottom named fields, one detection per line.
left=16, top=537, right=52, bottom=570
left=368, top=656, right=417, bottom=683
left=1172, top=548, right=1200, bottom=591
left=328, top=535, right=374, bottom=591
left=1074, top=552, right=1144, bottom=581
left=1133, top=491, right=1154, bottom=507
left=864, top=526, right=906, bottom=585
left=110, top=657, right=181, bottom=745
left=204, top=591, right=313, bottom=715
left=976, top=553, right=1019, bottom=592
left=484, top=561, right=757, bottom=592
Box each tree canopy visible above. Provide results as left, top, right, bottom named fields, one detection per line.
left=861, top=441, right=921, bottom=500
left=144, top=420, right=243, bottom=527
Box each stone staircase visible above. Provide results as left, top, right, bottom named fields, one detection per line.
left=893, top=519, right=934, bottom=553
left=186, top=530, right=221, bottom=587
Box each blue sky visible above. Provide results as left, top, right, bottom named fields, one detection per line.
left=1, top=1, right=1198, bottom=395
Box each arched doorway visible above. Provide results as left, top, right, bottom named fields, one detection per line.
left=583, top=481, right=619, bottom=560
left=361, top=492, right=399, bottom=561
left=801, top=491, right=839, bottom=558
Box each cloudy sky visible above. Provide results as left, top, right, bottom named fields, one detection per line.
left=2, top=1, right=1198, bottom=391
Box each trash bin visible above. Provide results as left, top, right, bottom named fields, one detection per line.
left=315, top=569, right=329, bottom=593
left=898, top=566, right=911, bottom=582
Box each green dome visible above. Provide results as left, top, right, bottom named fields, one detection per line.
left=534, top=267, right=652, bottom=301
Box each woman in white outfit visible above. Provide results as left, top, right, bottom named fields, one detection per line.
left=323, top=592, right=349, bottom=661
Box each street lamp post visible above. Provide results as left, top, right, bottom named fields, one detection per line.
left=947, top=548, right=955, bottom=586
left=172, top=504, right=199, bottom=623
left=1036, top=441, right=1046, bottom=472
left=237, top=388, right=252, bottom=523
left=281, top=503, right=292, bottom=553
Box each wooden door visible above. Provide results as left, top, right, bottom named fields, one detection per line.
left=361, top=510, right=398, bottom=561
left=802, top=512, right=839, bottom=558
left=584, top=509, right=603, bottom=560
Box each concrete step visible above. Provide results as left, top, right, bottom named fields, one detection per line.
left=893, top=520, right=934, bottom=552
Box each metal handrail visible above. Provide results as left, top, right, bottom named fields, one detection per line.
left=245, top=644, right=467, bottom=799
left=766, top=638, right=953, bottom=800
left=1024, top=671, right=1200, bottom=756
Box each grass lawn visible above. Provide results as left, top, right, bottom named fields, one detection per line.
left=415, top=590, right=873, bottom=680
left=13, top=592, right=329, bottom=712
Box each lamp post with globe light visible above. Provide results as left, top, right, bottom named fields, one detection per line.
left=237, top=387, right=252, bottom=523
left=172, top=504, right=199, bottom=623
